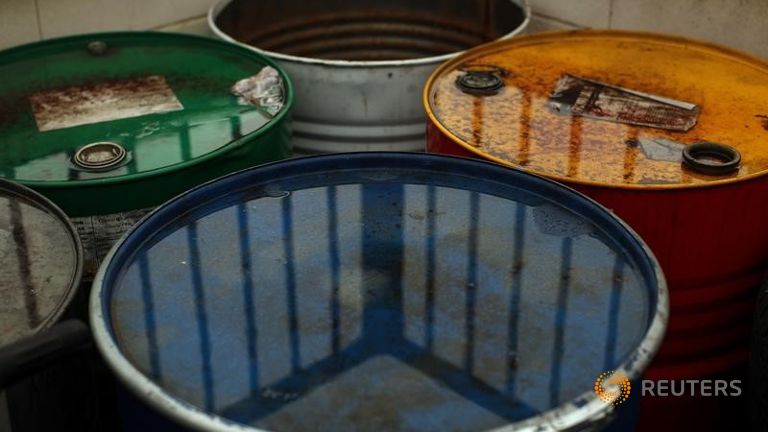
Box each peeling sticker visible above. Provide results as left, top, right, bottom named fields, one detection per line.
left=30, top=75, right=183, bottom=132
left=636, top=138, right=685, bottom=162
left=231, top=66, right=284, bottom=117
left=548, top=75, right=699, bottom=131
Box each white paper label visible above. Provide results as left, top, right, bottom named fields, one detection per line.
left=30, top=75, right=183, bottom=132
left=72, top=207, right=154, bottom=279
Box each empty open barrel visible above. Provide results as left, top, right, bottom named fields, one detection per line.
left=208, top=0, right=529, bottom=154
left=424, top=30, right=768, bottom=380
left=0, top=32, right=293, bottom=278
left=90, top=153, right=667, bottom=431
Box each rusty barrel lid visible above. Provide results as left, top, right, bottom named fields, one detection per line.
left=91, top=153, right=667, bottom=431
left=0, top=178, right=82, bottom=348
left=424, top=30, right=768, bottom=189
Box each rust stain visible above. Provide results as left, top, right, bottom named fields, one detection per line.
left=622, top=129, right=639, bottom=184
left=567, top=116, right=582, bottom=178
left=756, top=114, right=768, bottom=131
left=429, top=32, right=768, bottom=186
left=517, top=91, right=531, bottom=166
left=470, top=97, right=484, bottom=147
left=0, top=95, right=26, bottom=127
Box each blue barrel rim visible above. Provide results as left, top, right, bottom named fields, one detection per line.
left=89, top=152, right=669, bottom=432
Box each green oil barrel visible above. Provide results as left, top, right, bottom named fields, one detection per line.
left=0, top=32, right=293, bottom=276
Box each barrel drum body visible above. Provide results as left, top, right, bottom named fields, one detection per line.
left=30, top=120, right=291, bottom=217
left=208, top=0, right=530, bottom=154
left=0, top=32, right=293, bottom=277
left=428, top=128, right=768, bottom=378
left=575, top=181, right=768, bottom=379
left=424, top=30, right=768, bottom=381
left=0, top=179, right=88, bottom=432
left=0, top=179, right=82, bottom=348
left=261, top=61, right=439, bottom=154
left=91, top=153, right=667, bottom=432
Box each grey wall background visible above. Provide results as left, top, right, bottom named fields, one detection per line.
left=1, top=0, right=767, bottom=57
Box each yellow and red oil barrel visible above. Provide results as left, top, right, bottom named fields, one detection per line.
left=424, top=30, right=768, bottom=380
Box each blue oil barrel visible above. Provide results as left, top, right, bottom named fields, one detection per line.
left=90, top=153, right=668, bottom=431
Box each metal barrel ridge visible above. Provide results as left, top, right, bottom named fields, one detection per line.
left=0, top=179, right=82, bottom=347
left=423, top=29, right=768, bottom=380
left=0, top=179, right=90, bottom=432
left=0, top=178, right=83, bottom=348
left=0, top=32, right=293, bottom=278
left=91, top=153, right=667, bottom=432
left=208, top=0, right=529, bottom=154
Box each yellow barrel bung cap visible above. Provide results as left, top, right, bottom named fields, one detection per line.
left=425, top=30, right=768, bottom=188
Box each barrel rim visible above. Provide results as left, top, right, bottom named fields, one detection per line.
left=89, top=152, right=668, bottom=432
left=207, top=0, right=531, bottom=68
left=0, top=178, right=83, bottom=345
left=423, top=29, right=768, bottom=190
left=0, top=31, right=294, bottom=189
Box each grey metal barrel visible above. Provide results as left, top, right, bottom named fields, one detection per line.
left=208, top=0, right=530, bottom=154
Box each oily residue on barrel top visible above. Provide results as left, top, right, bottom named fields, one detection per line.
left=429, top=33, right=768, bottom=186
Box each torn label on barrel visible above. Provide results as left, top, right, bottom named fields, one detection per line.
left=548, top=74, right=699, bottom=132
left=636, top=138, right=685, bottom=162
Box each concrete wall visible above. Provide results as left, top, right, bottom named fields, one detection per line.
left=0, top=0, right=212, bottom=48
left=1, top=0, right=767, bottom=58
left=530, top=0, right=768, bottom=59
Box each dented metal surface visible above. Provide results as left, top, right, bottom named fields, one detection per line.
left=209, top=0, right=529, bottom=154
left=90, top=153, right=667, bottom=431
